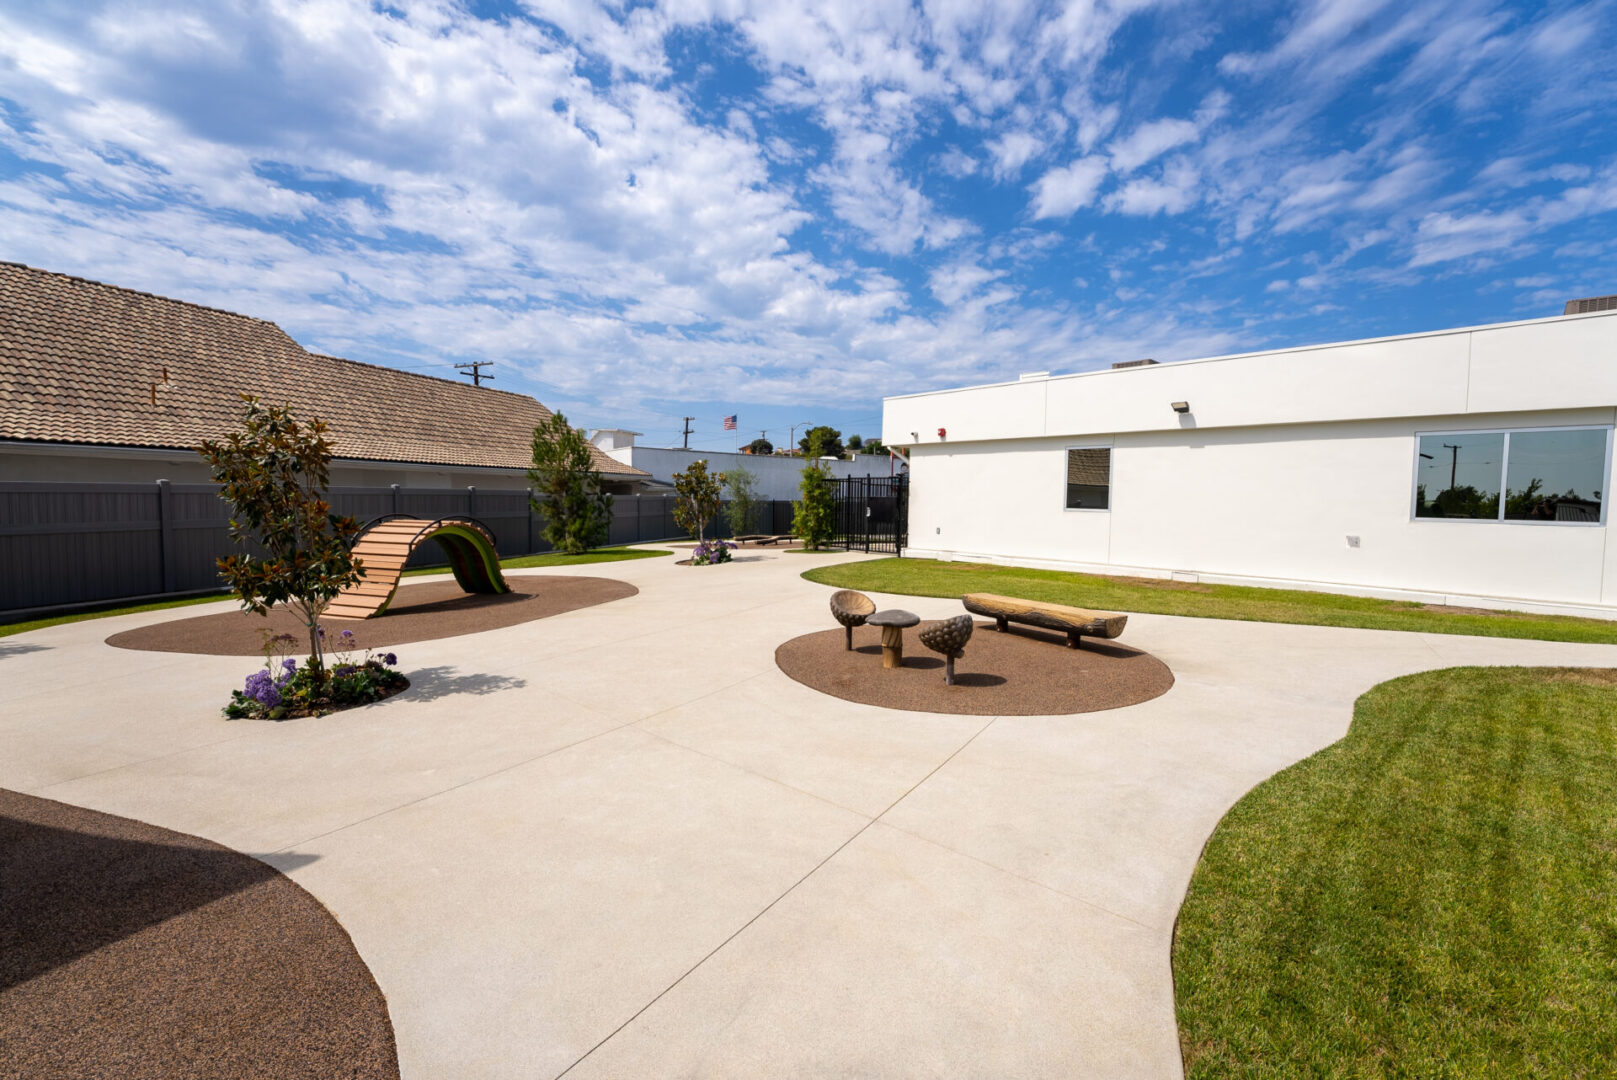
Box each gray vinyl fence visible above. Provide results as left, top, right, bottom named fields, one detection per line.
left=0, top=481, right=797, bottom=616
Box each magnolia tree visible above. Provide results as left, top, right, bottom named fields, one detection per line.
left=198, top=397, right=362, bottom=669
left=528, top=412, right=613, bottom=555
left=672, top=458, right=723, bottom=541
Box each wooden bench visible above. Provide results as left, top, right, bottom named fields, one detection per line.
left=961, top=593, right=1127, bottom=649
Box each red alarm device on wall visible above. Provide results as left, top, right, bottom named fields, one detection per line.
left=937, top=427, right=947, bottom=439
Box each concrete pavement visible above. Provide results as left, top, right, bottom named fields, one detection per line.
left=4, top=547, right=1613, bottom=1078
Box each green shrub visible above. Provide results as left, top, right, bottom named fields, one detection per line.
left=793, top=459, right=835, bottom=549
left=528, top=412, right=613, bottom=555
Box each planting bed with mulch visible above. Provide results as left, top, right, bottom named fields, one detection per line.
left=775, top=620, right=1173, bottom=715
left=104, top=574, right=637, bottom=655
left=0, top=790, right=398, bottom=1080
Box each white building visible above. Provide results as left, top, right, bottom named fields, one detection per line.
left=592, top=431, right=902, bottom=502
left=883, top=307, right=1617, bottom=618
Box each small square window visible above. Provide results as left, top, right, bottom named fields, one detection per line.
left=1065, top=447, right=1110, bottom=510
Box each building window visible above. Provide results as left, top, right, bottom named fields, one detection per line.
left=1065, top=447, right=1111, bottom=510
left=1414, top=427, right=1609, bottom=524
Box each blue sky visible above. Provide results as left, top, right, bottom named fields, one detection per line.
left=1, top=1, right=1614, bottom=453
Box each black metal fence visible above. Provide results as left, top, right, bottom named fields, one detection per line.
left=0, top=481, right=799, bottom=616
left=825, top=475, right=908, bottom=555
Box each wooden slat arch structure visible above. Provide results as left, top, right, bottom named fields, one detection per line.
left=326, top=515, right=510, bottom=620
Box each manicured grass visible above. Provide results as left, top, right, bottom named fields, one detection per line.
left=1173, top=667, right=1617, bottom=1078
left=1, top=593, right=230, bottom=638
left=401, top=546, right=672, bottom=576
left=800, top=557, right=1617, bottom=644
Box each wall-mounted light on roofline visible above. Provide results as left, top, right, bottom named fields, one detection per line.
left=1171, top=401, right=1191, bottom=414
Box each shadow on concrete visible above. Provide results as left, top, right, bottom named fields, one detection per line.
left=400, top=666, right=528, bottom=702
left=0, top=641, right=50, bottom=660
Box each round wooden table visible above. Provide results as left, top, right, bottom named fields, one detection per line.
left=866, top=609, right=920, bottom=669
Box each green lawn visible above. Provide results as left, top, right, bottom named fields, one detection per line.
left=401, top=545, right=671, bottom=576
left=0, top=593, right=230, bottom=639
left=1173, top=667, right=1617, bottom=1078
left=2, top=547, right=671, bottom=638
left=800, top=557, right=1617, bottom=644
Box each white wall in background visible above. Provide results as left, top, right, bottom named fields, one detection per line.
left=888, top=310, right=1617, bottom=616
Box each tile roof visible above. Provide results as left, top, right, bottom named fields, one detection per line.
left=0, top=261, right=643, bottom=476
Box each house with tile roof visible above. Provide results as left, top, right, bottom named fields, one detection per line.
left=0, top=262, right=649, bottom=491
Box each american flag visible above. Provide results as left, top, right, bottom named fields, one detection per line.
left=722, top=414, right=737, bottom=430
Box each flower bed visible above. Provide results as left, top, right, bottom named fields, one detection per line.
left=690, top=539, right=738, bottom=565
left=224, top=630, right=409, bottom=720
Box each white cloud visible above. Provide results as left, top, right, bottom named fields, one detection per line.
left=1104, top=158, right=1200, bottom=216
left=1108, top=117, right=1199, bottom=173
left=935, top=146, right=978, bottom=177
left=0, top=0, right=1609, bottom=419
left=1028, top=156, right=1109, bottom=219
left=985, top=130, right=1042, bottom=180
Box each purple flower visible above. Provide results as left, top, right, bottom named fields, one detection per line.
left=243, top=669, right=281, bottom=708
left=340, top=630, right=354, bottom=640
left=280, top=657, right=297, bottom=675
left=383, top=653, right=398, bottom=667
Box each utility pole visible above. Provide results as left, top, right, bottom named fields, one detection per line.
left=455, top=361, right=494, bottom=387
left=681, top=416, right=695, bottom=449
left=1443, top=443, right=1460, bottom=490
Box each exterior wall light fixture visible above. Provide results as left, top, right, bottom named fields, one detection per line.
left=1171, top=401, right=1191, bottom=414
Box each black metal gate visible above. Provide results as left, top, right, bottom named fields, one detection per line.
left=827, top=475, right=907, bottom=555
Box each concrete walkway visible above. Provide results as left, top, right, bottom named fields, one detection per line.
left=5, top=548, right=1614, bottom=1078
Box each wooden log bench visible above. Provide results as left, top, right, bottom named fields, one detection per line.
left=960, top=593, right=1127, bottom=649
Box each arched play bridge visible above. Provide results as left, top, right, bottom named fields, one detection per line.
left=326, top=515, right=510, bottom=620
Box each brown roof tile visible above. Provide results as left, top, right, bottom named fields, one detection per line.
left=0, top=262, right=643, bottom=476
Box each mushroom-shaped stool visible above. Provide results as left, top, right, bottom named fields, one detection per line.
left=829, top=589, right=877, bottom=651
left=919, top=614, right=975, bottom=685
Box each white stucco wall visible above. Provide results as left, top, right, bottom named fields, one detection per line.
left=604, top=445, right=902, bottom=501
left=887, top=310, right=1617, bottom=617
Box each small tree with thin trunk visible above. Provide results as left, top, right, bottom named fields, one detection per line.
left=672, top=459, right=724, bottom=541
left=198, top=396, right=362, bottom=670
left=528, top=412, right=613, bottom=555
left=793, top=458, right=835, bottom=550
left=723, top=465, right=760, bottom=537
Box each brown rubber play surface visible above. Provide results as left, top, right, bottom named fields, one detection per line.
left=775, top=621, right=1173, bottom=715
left=105, top=574, right=637, bottom=655
left=0, top=790, right=398, bottom=1080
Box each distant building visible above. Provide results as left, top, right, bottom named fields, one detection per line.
left=886, top=306, right=1617, bottom=618
left=0, top=262, right=650, bottom=491
left=590, top=430, right=904, bottom=501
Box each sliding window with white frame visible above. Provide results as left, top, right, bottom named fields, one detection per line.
left=1412, top=425, right=1611, bottom=524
